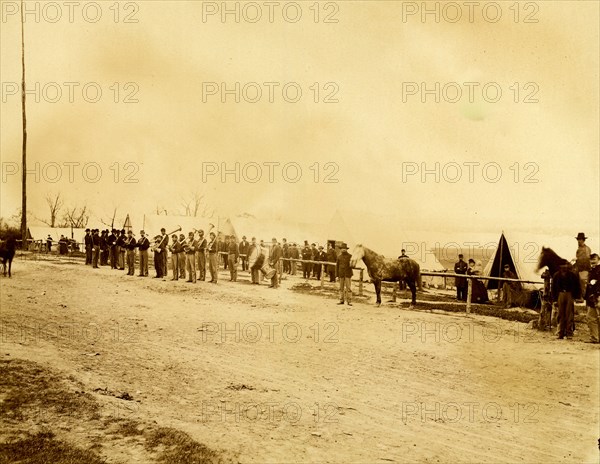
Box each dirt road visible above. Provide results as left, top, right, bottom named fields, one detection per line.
left=1, top=259, right=598, bottom=463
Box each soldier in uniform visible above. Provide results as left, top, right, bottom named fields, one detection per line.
left=208, top=232, right=219, bottom=283
left=157, top=228, right=169, bottom=278
left=196, top=230, right=207, bottom=281
left=282, top=238, right=290, bottom=274
left=336, top=243, right=353, bottom=306
left=239, top=236, right=249, bottom=271
left=169, top=234, right=181, bottom=281
left=137, top=230, right=150, bottom=277
left=183, top=232, right=197, bottom=283
left=227, top=235, right=239, bottom=281
left=125, top=230, right=137, bottom=276
left=92, top=229, right=100, bottom=269
left=454, top=254, right=468, bottom=301
left=117, top=229, right=126, bottom=270
left=153, top=235, right=163, bottom=278
left=552, top=263, right=581, bottom=339
left=314, top=246, right=326, bottom=280
left=178, top=233, right=187, bottom=280
left=302, top=241, right=312, bottom=279
left=99, top=231, right=108, bottom=264
left=269, top=238, right=282, bottom=288
left=84, top=229, right=92, bottom=265
left=108, top=229, right=118, bottom=269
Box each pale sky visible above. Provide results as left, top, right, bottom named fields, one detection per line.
left=1, top=1, right=598, bottom=239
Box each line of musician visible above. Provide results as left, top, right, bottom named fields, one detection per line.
left=83, top=228, right=340, bottom=285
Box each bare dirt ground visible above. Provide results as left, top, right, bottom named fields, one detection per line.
left=1, top=257, right=599, bottom=463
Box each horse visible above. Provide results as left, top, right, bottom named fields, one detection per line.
left=536, top=246, right=574, bottom=276
left=0, top=237, right=16, bottom=278
left=350, top=244, right=421, bottom=307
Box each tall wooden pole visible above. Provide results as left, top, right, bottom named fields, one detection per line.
left=20, top=0, right=28, bottom=248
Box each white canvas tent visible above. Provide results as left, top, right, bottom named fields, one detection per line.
left=141, top=214, right=235, bottom=240
left=28, top=226, right=87, bottom=245
left=229, top=216, right=327, bottom=246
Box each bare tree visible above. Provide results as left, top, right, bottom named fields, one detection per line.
left=180, top=191, right=213, bottom=217
left=155, top=205, right=168, bottom=215
left=37, top=192, right=63, bottom=227
left=99, top=207, right=118, bottom=229
left=63, top=205, right=90, bottom=228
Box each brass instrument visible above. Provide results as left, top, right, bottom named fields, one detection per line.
left=152, top=226, right=182, bottom=253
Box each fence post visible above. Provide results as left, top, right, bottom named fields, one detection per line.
left=359, top=269, right=363, bottom=296
left=320, top=263, right=325, bottom=289
left=466, top=278, right=473, bottom=314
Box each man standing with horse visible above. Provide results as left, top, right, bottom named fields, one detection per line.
left=552, top=262, right=581, bottom=339
left=336, top=243, right=353, bottom=306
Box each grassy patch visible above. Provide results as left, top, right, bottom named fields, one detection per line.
left=0, top=359, right=99, bottom=423
left=145, top=427, right=224, bottom=464
left=0, top=431, right=106, bottom=464
left=0, top=359, right=226, bottom=464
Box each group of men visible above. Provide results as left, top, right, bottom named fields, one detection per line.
left=82, top=228, right=345, bottom=288
left=452, top=232, right=600, bottom=343
left=551, top=233, right=599, bottom=343
left=453, top=254, right=485, bottom=301
left=83, top=228, right=147, bottom=275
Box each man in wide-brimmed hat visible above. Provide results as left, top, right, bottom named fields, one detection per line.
left=575, top=232, right=591, bottom=301
left=336, top=243, right=353, bottom=306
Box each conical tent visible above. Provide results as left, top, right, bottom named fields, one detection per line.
left=123, top=214, right=132, bottom=232
left=483, top=232, right=543, bottom=289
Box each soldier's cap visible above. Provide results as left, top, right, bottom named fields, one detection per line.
left=179, top=234, right=185, bottom=238
left=319, top=246, right=324, bottom=249
left=121, top=229, right=125, bottom=233
left=128, top=230, right=133, bottom=234
left=339, top=243, right=349, bottom=249
left=85, top=228, right=90, bottom=232
left=140, top=230, right=145, bottom=234
left=458, top=254, right=464, bottom=258
left=589, top=253, right=599, bottom=259
left=242, top=236, right=246, bottom=239
left=468, top=259, right=475, bottom=263
left=171, top=234, right=177, bottom=238
left=311, top=243, right=316, bottom=246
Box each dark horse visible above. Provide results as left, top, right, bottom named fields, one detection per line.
left=537, top=246, right=575, bottom=276
left=0, top=237, right=16, bottom=277
left=350, top=244, right=421, bottom=307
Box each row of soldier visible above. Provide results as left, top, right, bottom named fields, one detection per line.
left=82, top=228, right=342, bottom=288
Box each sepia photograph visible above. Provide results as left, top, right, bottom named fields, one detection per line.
left=0, top=1, right=599, bottom=462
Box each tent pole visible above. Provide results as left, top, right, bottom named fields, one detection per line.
left=497, top=232, right=504, bottom=301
